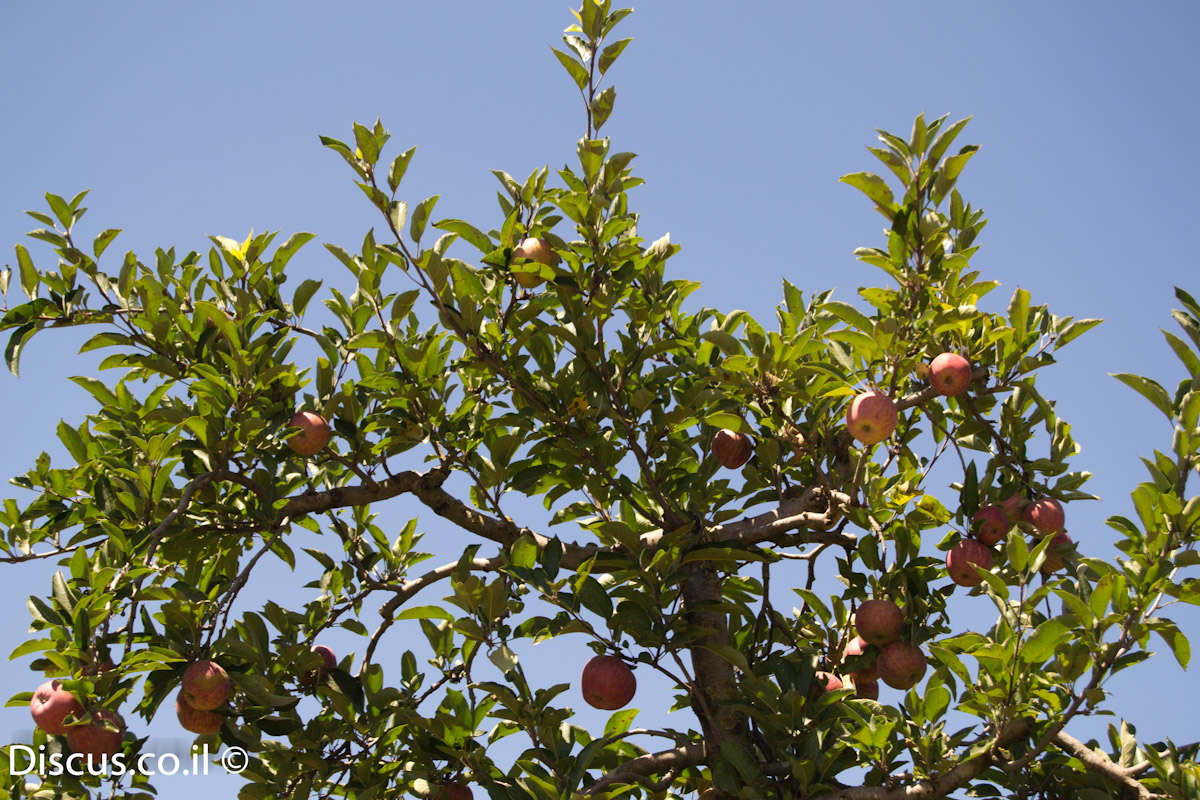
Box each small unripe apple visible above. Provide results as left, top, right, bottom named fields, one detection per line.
left=841, top=635, right=878, bottom=682
left=946, top=539, right=994, bottom=587
left=877, top=642, right=927, bottom=690
left=512, top=237, right=559, bottom=288
left=853, top=678, right=879, bottom=701
left=972, top=505, right=1010, bottom=546
left=1041, top=532, right=1074, bottom=573
left=846, top=391, right=898, bottom=445
left=581, top=655, right=637, bottom=710
left=181, top=661, right=230, bottom=711
left=929, top=353, right=972, bottom=397
left=66, top=709, right=123, bottom=763
left=855, top=599, right=904, bottom=648
left=287, top=411, right=332, bottom=456
left=710, top=429, right=753, bottom=469
left=30, top=680, right=85, bottom=735
left=175, top=690, right=223, bottom=735
left=1023, top=498, right=1065, bottom=535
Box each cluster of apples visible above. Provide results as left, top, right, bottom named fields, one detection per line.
left=818, top=599, right=927, bottom=699
left=29, top=679, right=123, bottom=763
left=175, top=660, right=230, bottom=735
left=947, top=495, right=1071, bottom=587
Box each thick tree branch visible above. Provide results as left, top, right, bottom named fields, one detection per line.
left=808, top=717, right=1032, bottom=800
left=583, top=742, right=706, bottom=795
left=1052, top=730, right=1156, bottom=800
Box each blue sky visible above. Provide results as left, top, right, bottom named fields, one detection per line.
left=2, top=2, right=1198, bottom=796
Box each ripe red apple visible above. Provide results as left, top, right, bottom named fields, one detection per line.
left=301, top=644, right=338, bottom=688
left=972, top=505, right=1010, bottom=546
left=710, top=428, right=753, bottom=469
left=181, top=660, right=230, bottom=711
left=877, top=642, right=927, bottom=690
left=929, top=352, right=972, bottom=396
left=845, top=391, right=898, bottom=445
left=512, top=237, right=559, bottom=288
left=812, top=671, right=843, bottom=697
left=581, top=655, right=637, bottom=710
left=30, top=680, right=85, bottom=735
left=853, top=678, right=879, bottom=701
left=841, top=635, right=879, bottom=682
left=1023, top=498, right=1065, bottom=535
left=1041, top=532, right=1074, bottom=573
left=999, top=493, right=1028, bottom=520
left=175, top=690, right=223, bottom=735
left=287, top=411, right=332, bottom=456
left=66, top=709, right=123, bottom=763
left=855, top=599, right=904, bottom=648
left=946, top=539, right=994, bottom=587
left=435, top=783, right=473, bottom=800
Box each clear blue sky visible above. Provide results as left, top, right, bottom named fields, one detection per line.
left=2, top=2, right=1198, bottom=796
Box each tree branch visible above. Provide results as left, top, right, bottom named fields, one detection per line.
left=1052, top=730, right=1155, bottom=800
left=583, top=742, right=707, bottom=795
left=808, top=717, right=1032, bottom=800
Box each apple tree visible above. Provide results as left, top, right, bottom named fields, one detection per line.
left=2, top=2, right=1199, bottom=799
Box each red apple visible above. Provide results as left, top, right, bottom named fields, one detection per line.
left=1041, top=533, right=1074, bottom=574
left=841, top=635, right=878, bottom=682
left=812, top=671, right=843, bottom=697
left=846, top=391, right=898, bottom=445
left=929, top=353, right=972, bottom=396
left=287, top=411, right=332, bottom=456
left=946, top=539, right=994, bottom=587
left=581, top=655, right=637, bottom=710
left=301, top=645, right=338, bottom=688
left=1023, top=498, right=1065, bottom=535
left=181, top=660, right=230, bottom=711
left=435, top=783, right=473, bottom=800
left=710, top=429, right=753, bottom=469
left=66, top=709, right=123, bottom=763
left=972, top=505, right=1010, bottom=546
left=853, top=678, right=879, bottom=701
left=855, top=599, right=904, bottom=648
left=877, top=642, right=927, bottom=690
left=30, top=680, right=85, bottom=735
left=999, top=493, right=1028, bottom=520
left=512, top=237, right=559, bottom=289
left=175, top=690, right=223, bottom=735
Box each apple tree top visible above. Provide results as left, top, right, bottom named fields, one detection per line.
left=2, top=2, right=1199, bottom=799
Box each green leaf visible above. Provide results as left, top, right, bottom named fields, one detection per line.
left=927, top=116, right=972, bottom=167
left=591, top=85, right=616, bottom=130
left=598, top=38, right=632, bottom=75
left=15, top=244, right=38, bottom=300
left=510, top=534, right=538, bottom=570
left=387, top=146, right=417, bottom=193
left=603, top=708, right=638, bottom=739
left=1111, top=373, right=1175, bottom=419
left=821, top=299, right=874, bottom=332
left=1153, top=622, right=1190, bottom=669
left=700, top=644, right=749, bottom=671
left=1021, top=617, right=1070, bottom=663
left=433, top=219, right=493, bottom=254
left=1055, top=318, right=1103, bottom=349
left=392, top=605, right=455, bottom=622
left=1008, top=286, right=1030, bottom=340
left=409, top=195, right=440, bottom=245
left=92, top=228, right=122, bottom=259
left=552, top=47, right=589, bottom=89
left=839, top=172, right=894, bottom=208
left=291, top=279, right=323, bottom=316
left=1162, top=330, right=1200, bottom=377
left=5, top=323, right=36, bottom=377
